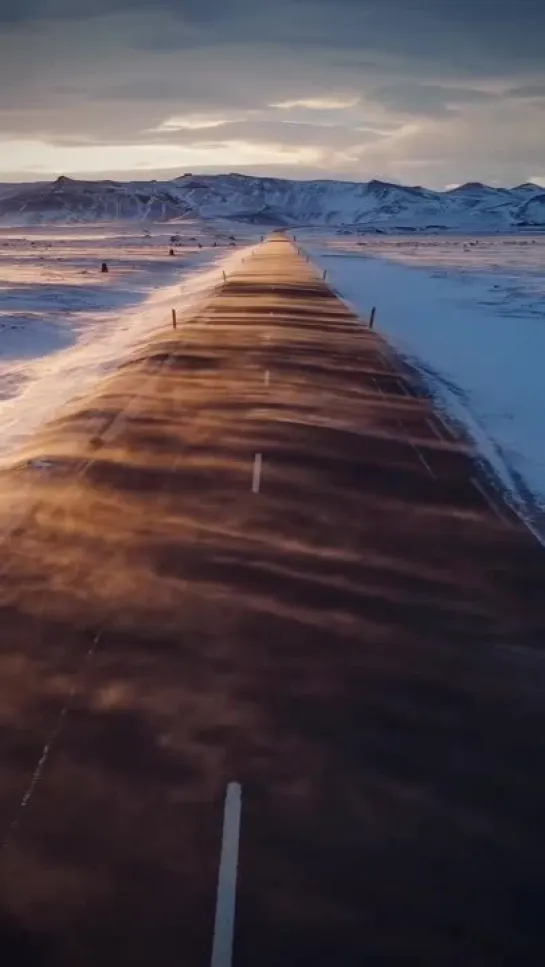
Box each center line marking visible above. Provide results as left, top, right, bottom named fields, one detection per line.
left=211, top=782, right=242, bottom=967
left=252, top=453, right=263, bottom=493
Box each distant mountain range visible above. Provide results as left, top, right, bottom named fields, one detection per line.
left=0, top=173, right=544, bottom=232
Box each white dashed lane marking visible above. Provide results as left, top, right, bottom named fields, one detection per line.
left=252, top=453, right=263, bottom=493
left=211, top=782, right=242, bottom=967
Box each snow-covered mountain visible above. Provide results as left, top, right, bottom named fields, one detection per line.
left=0, top=173, right=544, bottom=231
left=517, top=192, right=545, bottom=227
left=0, top=176, right=190, bottom=224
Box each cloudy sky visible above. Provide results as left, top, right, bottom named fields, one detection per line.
left=1, top=0, right=545, bottom=188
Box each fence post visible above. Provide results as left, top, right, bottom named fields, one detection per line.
left=369, top=307, right=376, bottom=329
left=323, top=269, right=327, bottom=281
left=172, top=309, right=177, bottom=330
left=222, top=270, right=227, bottom=282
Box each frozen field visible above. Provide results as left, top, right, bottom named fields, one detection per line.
left=0, top=221, right=254, bottom=461
left=306, top=234, right=545, bottom=538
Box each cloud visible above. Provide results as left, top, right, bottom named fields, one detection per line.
left=0, top=135, right=323, bottom=178
left=368, top=83, right=500, bottom=118
left=352, top=98, right=545, bottom=188
left=120, top=0, right=545, bottom=75
left=507, top=84, right=545, bottom=100
left=0, top=0, right=544, bottom=187
left=150, top=115, right=233, bottom=132
left=271, top=96, right=360, bottom=110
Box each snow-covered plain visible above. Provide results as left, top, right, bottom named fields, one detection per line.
left=306, top=233, right=545, bottom=537
left=0, top=221, right=255, bottom=462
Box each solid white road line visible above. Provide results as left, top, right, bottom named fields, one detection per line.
left=394, top=378, right=410, bottom=397
left=435, top=410, right=457, bottom=439
left=471, top=476, right=508, bottom=525
left=370, top=374, right=437, bottom=480
left=427, top=418, right=445, bottom=441
left=211, top=782, right=242, bottom=967
left=409, top=438, right=436, bottom=479
left=252, top=453, right=263, bottom=493
left=397, top=419, right=436, bottom=480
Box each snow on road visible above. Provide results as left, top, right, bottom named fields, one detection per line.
left=307, top=235, right=545, bottom=537
left=0, top=222, right=254, bottom=463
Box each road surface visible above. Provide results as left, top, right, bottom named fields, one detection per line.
left=0, top=235, right=545, bottom=965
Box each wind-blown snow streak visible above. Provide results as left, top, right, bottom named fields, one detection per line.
left=0, top=238, right=251, bottom=463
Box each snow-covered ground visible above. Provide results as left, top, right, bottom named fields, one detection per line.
left=306, top=234, right=545, bottom=538
left=0, top=221, right=255, bottom=462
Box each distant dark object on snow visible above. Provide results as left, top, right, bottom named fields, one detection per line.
left=169, top=248, right=175, bottom=256
left=101, top=262, right=108, bottom=273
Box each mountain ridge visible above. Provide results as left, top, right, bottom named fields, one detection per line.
left=0, top=172, right=543, bottom=231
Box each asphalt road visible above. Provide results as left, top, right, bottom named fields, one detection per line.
left=1, top=235, right=545, bottom=965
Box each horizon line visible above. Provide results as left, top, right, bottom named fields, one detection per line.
left=0, top=172, right=542, bottom=193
